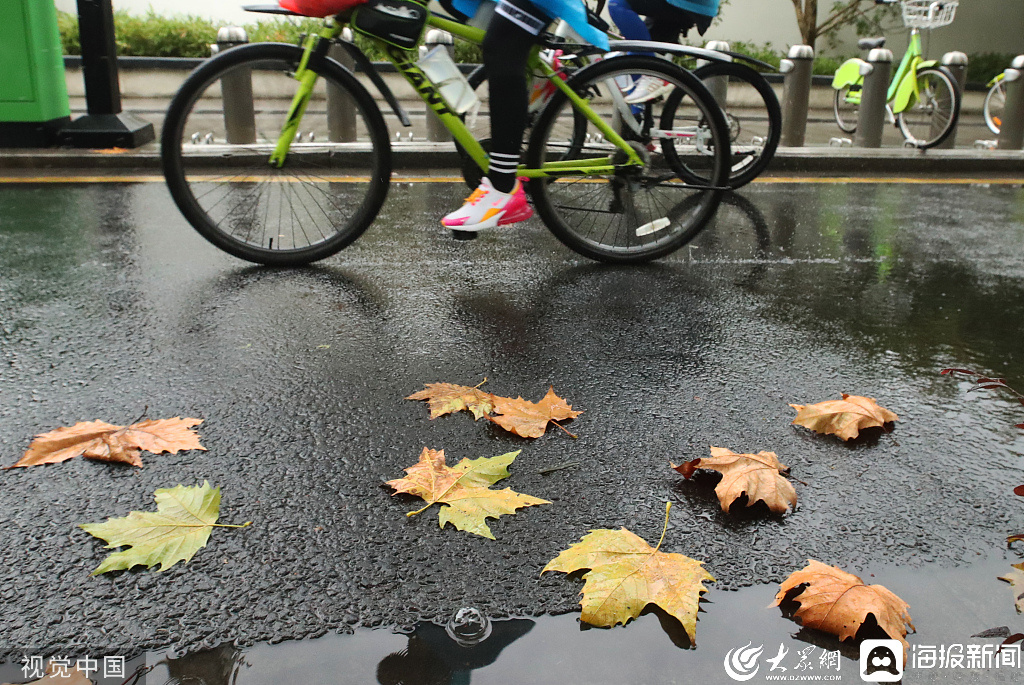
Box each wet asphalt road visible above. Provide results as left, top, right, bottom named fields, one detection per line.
left=1, top=178, right=1023, bottom=662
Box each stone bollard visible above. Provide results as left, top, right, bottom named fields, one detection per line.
left=327, top=28, right=358, bottom=142
left=779, top=45, right=813, bottom=147
left=854, top=48, right=892, bottom=148
left=997, top=55, right=1024, bottom=150
left=934, top=52, right=967, bottom=149
left=701, top=40, right=730, bottom=107
left=214, top=27, right=256, bottom=145
left=423, top=29, right=455, bottom=142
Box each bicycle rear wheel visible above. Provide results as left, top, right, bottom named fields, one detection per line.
left=896, top=66, right=961, bottom=149
left=664, top=61, right=781, bottom=189
left=161, top=42, right=391, bottom=266
left=984, top=79, right=1006, bottom=135
left=834, top=85, right=860, bottom=134
left=526, top=55, right=730, bottom=263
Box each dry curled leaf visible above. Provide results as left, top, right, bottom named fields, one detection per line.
left=10, top=417, right=205, bottom=468
left=406, top=382, right=495, bottom=420
left=999, top=563, right=1024, bottom=613
left=790, top=394, right=898, bottom=441
left=542, top=503, right=714, bottom=642
left=489, top=387, right=582, bottom=438
left=2, top=661, right=94, bottom=685
left=774, top=559, right=913, bottom=649
left=673, top=447, right=797, bottom=514
left=386, top=448, right=549, bottom=539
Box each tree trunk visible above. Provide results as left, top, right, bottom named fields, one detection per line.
left=790, top=0, right=819, bottom=49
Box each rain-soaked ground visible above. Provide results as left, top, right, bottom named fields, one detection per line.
left=1, top=178, right=1024, bottom=684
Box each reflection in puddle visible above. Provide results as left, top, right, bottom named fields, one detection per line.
left=139, top=557, right=1024, bottom=685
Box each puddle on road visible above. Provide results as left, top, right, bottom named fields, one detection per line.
left=4, top=557, right=1002, bottom=685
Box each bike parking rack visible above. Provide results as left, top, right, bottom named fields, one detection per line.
left=854, top=48, right=893, bottom=148
left=997, top=55, right=1024, bottom=151
left=780, top=45, right=813, bottom=147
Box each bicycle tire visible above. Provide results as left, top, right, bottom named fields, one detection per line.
left=833, top=85, right=859, bottom=134
left=161, top=42, right=392, bottom=266
left=662, top=61, right=781, bottom=189
left=525, top=55, right=730, bottom=264
left=896, top=66, right=961, bottom=149
left=984, top=79, right=1006, bottom=135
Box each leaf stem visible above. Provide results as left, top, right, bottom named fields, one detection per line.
left=407, top=502, right=434, bottom=517
left=213, top=521, right=252, bottom=528
left=474, top=377, right=489, bottom=389
left=655, top=502, right=671, bottom=553
left=550, top=420, right=578, bottom=439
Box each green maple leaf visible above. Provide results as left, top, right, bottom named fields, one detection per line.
left=386, top=448, right=549, bottom=539
left=79, top=481, right=250, bottom=575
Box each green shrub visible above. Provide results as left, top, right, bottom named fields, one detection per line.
left=967, top=52, right=1016, bottom=85
left=727, top=41, right=781, bottom=72
left=813, top=55, right=844, bottom=76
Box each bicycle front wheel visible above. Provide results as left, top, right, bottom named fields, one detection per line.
left=834, top=85, right=859, bottom=134
left=665, top=61, right=781, bottom=189
left=896, top=66, right=961, bottom=149
left=161, top=42, right=392, bottom=266
left=984, top=79, right=1006, bottom=135
left=525, top=55, right=730, bottom=264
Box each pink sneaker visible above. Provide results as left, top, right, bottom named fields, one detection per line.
left=441, top=177, right=533, bottom=231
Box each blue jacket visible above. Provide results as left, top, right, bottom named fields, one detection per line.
left=667, top=0, right=719, bottom=17
left=452, top=0, right=610, bottom=49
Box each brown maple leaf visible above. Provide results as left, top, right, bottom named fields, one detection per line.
left=489, top=387, right=582, bottom=438
left=673, top=446, right=797, bottom=514
left=9, top=417, right=205, bottom=469
left=774, top=559, right=914, bottom=649
left=790, top=394, right=898, bottom=441
left=406, top=382, right=496, bottom=420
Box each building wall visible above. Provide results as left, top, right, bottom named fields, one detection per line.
left=54, top=0, right=1024, bottom=57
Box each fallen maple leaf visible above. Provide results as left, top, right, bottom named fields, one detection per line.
left=999, top=563, right=1024, bottom=613
left=386, top=448, right=549, bottom=539
left=79, top=481, right=250, bottom=575
left=489, top=387, right=582, bottom=438
left=774, top=559, right=913, bottom=649
left=406, top=382, right=496, bottom=420
left=673, top=447, right=797, bottom=514
left=790, top=394, right=898, bottom=441
left=10, top=417, right=205, bottom=468
left=542, top=503, right=714, bottom=641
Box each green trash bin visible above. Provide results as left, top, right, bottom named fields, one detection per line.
left=0, top=0, right=71, bottom=147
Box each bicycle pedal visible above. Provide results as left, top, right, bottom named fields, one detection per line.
left=451, top=230, right=478, bottom=241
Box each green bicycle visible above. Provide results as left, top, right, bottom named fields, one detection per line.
left=160, top=0, right=731, bottom=265
left=831, top=0, right=961, bottom=149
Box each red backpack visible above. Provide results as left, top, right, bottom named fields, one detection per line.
left=278, top=0, right=369, bottom=16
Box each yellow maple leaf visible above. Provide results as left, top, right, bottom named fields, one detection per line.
left=790, top=394, right=898, bottom=440
left=542, top=503, right=714, bottom=642
left=406, top=382, right=496, bottom=420
left=673, top=447, right=797, bottom=514
left=774, top=559, right=914, bottom=649
left=386, top=448, right=549, bottom=539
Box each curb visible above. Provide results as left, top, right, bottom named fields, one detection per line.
left=2, top=145, right=1023, bottom=174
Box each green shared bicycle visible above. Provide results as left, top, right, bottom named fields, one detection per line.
left=160, top=0, right=732, bottom=266
left=831, top=0, right=961, bottom=149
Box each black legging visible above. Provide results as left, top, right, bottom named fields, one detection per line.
left=481, top=0, right=550, bottom=192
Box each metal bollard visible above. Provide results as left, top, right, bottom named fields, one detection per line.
left=997, top=55, right=1024, bottom=150
left=854, top=48, right=892, bottom=148
left=215, top=27, right=256, bottom=144
left=423, top=29, right=455, bottom=142
left=701, top=40, right=730, bottom=107
left=934, top=52, right=967, bottom=149
left=327, top=28, right=358, bottom=142
left=779, top=45, right=813, bottom=147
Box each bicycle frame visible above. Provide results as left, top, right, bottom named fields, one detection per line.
left=267, top=12, right=645, bottom=176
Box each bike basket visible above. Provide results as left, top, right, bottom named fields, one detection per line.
left=352, top=0, right=428, bottom=50
left=278, top=0, right=368, bottom=17
left=901, top=0, right=957, bottom=29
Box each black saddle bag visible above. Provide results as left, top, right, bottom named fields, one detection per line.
left=353, top=0, right=428, bottom=51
